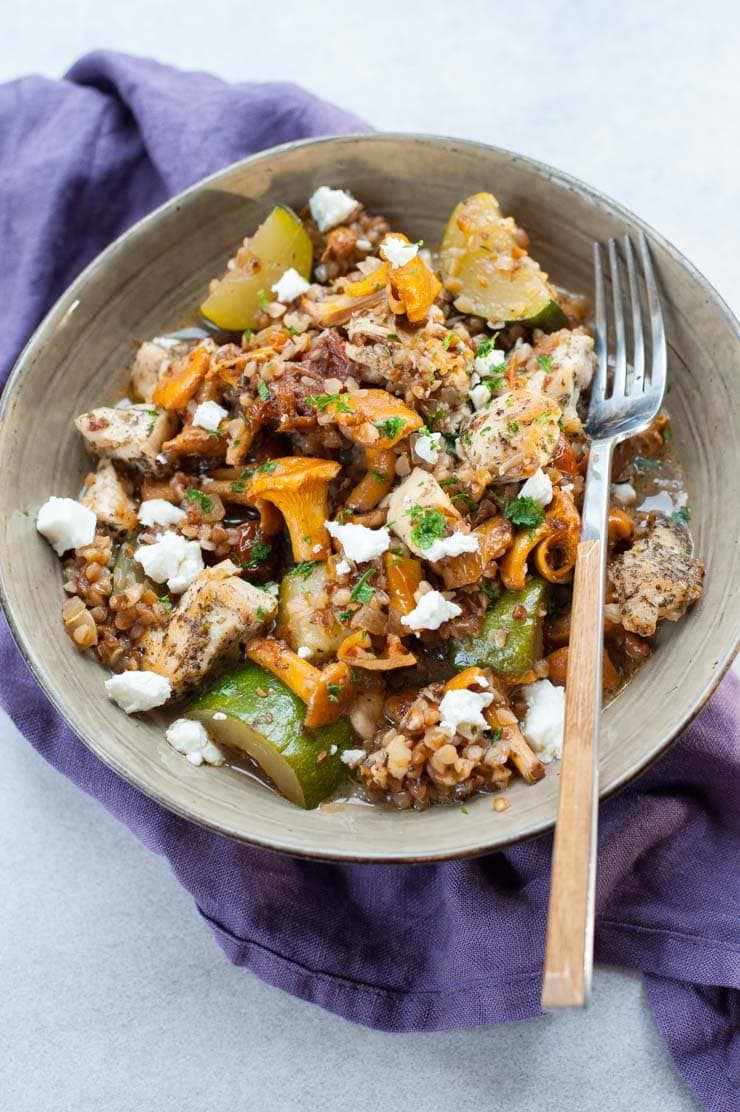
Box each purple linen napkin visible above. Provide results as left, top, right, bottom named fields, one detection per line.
left=1, top=51, right=738, bottom=1112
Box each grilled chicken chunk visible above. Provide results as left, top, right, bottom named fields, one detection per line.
left=609, top=516, right=704, bottom=637
left=459, top=389, right=562, bottom=481
left=140, top=560, right=277, bottom=697
left=80, top=459, right=138, bottom=533
left=523, top=328, right=596, bottom=434
left=387, top=467, right=459, bottom=557
left=130, top=341, right=171, bottom=403
left=75, top=405, right=177, bottom=472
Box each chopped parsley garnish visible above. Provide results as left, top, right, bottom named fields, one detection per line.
left=537, top=354, right=554, bottom=373
left=374, top=416, right=405, bottom=440
left=407, top=504, right=446, bottom=550
left=230, top=480, right=246, bottom=492
left=305, top=392, right=353, bottom=413
left=671, top=506, right=692, bottom=525
left=442, top=332, right=455, bottom=350
left=507, top=421, right=520, bottom=436
left=475, top=338, right=495, bottom=358
left=661, top=426, right=673, bottom=443
left=460, top=806, right=469, bottom=815
left=481, top=583, right=499, bottom=602
left=503, top=496, right=546, bottom=531
left=257, top=460, right=277, bottom=473
left=244, top=541, right=272, bottom=568
left=349, top=667, right=362, bottom=684
left=489, top=727, right=503, bottom=743
left=534, top=411, right=554, bottom=425
left=350, top=568, right=376, bottom=605
left=336, top=507, right=355, bottom=525
left=481, top=371, right=505, bottom=390
left=451, top=491, right=478, bottom=511
left=242, top=328, right=253, bottom=343
left=257, top=379, right=271, bottom=401
left=387, top=332, right=400, bottom=341
left=370, top=470, right=388, bottom=482
left=255, top=606, right=268, bottom=621
left=186, top=488, right=213, bottom=513
left=634, top=455, right=661, bottom=471
left=285, top=325, right=299, bottom=335
left=327, top=683, right=344, bottom=703
left=256, top=289, right=270, bottom=311
left=337, top=608, right=355, bottom=623
left=291, top=561, right=317, bottom=579
left=157, top=595, right=173, bottom=612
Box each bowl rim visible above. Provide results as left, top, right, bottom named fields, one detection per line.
left=1, top=131, right=737, bottom=863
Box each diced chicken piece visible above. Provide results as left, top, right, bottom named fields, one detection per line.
left=386, top=467, right=459, bottom=558
left=458, top=390, right=561, bottom=481
left=75, top=405, right=177, bottom=473
left=608, top=516, right=704, bottom=637
left=139, top=560, right=277, bottom=696
left=523, top=328, right=596, bottom=434
left=130, top=341, right=171, bottom=403
left=80, top=460, right=138, bottom=533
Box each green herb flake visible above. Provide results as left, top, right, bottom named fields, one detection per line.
left=503, top=496, right=546, bottom=531
left=481, top=583, right=499, bottom=602
left=507, top=421, right=520, bottom=436
left=242, top=328, right=253, bottom=343
left=370, top=470, right=388, bottom=483
left=374, top=416, right=405, bottom=440
left=291, top=561, right=317, bottom=580
left=661, top=427, right=673, bottom=443
left=460, top=806, right=469, bottom=816
left=157, top=595, right=173, bottom=612
left=489, top=727, right=503, bottom=743
left=442, top=332, right=455, bottom=350
left=407, top=505, right=447, bottom=550
left=230, top=480, right=246, bottom=493
left=349, top=667, right=362, bottom=684
left=337, top=608, right=355, bottom=623
left=671, top=506, right=692, bottom=525
left=285, top=325, right=299, bottom=335
left=537, top=354, right=554, bottom=373
left=305, top=392, right=353, bottom=413
left=350, top=568, right=376, bottom=605
left=244, top=541, right=272, bottom=568
left=634, top=455, right=661, bottom=472
left=257, top=379, right=271, bottom=401
left=257, top=460, right=278, bottom=473
left=327, top=683, right=344, bottom=703
left=387, top=332, right=400, bottom=341
left=475, top=338, right=494, bottom=359
left=185, top=488, right=214, bottom=514
left=256, top=289, right=270, bottom=311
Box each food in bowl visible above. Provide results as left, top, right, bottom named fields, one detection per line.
left=36, top=185, right=705, bottom=810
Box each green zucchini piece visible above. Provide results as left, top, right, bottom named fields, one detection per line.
left=187, top=661, right=356, bottom=809
left=439, top=193, right=567, bottom=331
left=449, top=578, right=547, bottom=677
left=277, top=562, right=344, bottom=663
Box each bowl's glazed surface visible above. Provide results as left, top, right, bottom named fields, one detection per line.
left=0, top=134, right=737, bottom=861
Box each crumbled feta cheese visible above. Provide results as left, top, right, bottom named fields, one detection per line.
left=166, top=718, right=224, bottom=766
left=329, top=744, right=338, bottom=756
left=192, top=400, right=228, bottom=431
left=312, top=543, right=322, bottom=554
left=335, top=559, right=351, bottom=576
left=212, top=711, right=227, bottom=721
left=356, top=238, right=372, bottom=251
left=438, top=689, right=494, bottom=734
left=400, top=590, right=462, bottom=632
left=382, top=235, right=419, bottom=269
left=611, top=482, right=637, bottom=506
left=520, top=679, right=565, bottom=763
left=474, top=345, right=506, bottom=378
left=469, top=383, right=492, bottom=410
left=138, top=499, right=186, bottom=528
left=308, top=186, right=359, bottom=232
left=415, top=430, right=443, bottom=465
left=424, top=531, right=480, bottom=563
left=296, top=646, right=313, bottom=659
left=105, top=670, right=172, bottom=714
left=36, top=497, right=97, bottom=557
left=271, top=266, right=310, bottom=303
left=519, top=468, right=553, bottom=507
left=135, top=532, right=204, bottom=594
left=325, top=520, right=390, bottom=563
left=340, top=747, right=366, bottom=767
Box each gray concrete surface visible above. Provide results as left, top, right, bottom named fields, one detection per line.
left=2, top=1, right=735, bottom=1108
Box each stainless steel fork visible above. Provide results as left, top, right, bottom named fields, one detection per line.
left=541, top=232, right=667, bottom=1008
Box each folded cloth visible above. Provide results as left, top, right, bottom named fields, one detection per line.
left=1, top=51, right=738, bottom=1112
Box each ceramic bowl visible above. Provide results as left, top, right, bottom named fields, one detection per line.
left=0, top=134, right=737, bottom=862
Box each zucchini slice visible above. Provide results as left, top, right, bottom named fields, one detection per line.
left=449, top=578, right=547, bottom=677
left=439, top=193, right=566, bottom=331
left=277, top=562, right=344, bottom=663
left=187, top=661, right=356, bottom=809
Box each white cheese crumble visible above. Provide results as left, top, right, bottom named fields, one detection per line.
left=438, top=689, right=494, bottom=734
left=296, top=646, right=313, bottom=659
left=325, top=520, right=390, bottom=562
left=166, top=718, right=224, bottom=766
left=469, top=383, right=492, bottom=410
left=382, top=235, right=419, bottom=269
left=611, top=482, right=637, bottom=506
left=335, top=559, right=351, bottom=576
left=424, top=531, right=480, bottom=563
left=271, top=267, right=310, bottom=303
left=340, top=747, right=366, bottom=767
left=400, top=590, right=462, bottom=632
left=519, top=468, right=553, bottom=507
left=36, top=497, right=97, bottom=557
left=212, top=711, right=227, bottom=721
left=192, top=400, right=228, bottom=431
left=138, top=498, right=186, bottom=528
left=474, top=345, right=506, bottom=378
left=105, top=670, right=172, bottom=714
left=135, top=532, right=204, bottom=594
left=308, top=186, right=359, bottom=232
left=520, top=679, right=565, bottom=763
left=415, top=430, right=443, bottom=465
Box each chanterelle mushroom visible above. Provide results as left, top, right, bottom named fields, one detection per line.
left=248, top=457, right=341, bottom=561
left=246, top=636, right=355, bottom=727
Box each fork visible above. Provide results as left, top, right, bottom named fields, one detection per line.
left=541, top=232, right=667, bottom=1008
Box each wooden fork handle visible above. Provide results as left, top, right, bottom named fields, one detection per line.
left=541, top=536, right=605, bottom=1007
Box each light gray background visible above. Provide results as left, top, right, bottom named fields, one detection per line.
left=3, top=1, right=736, bottom=1109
